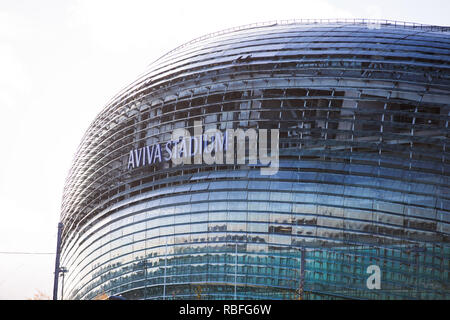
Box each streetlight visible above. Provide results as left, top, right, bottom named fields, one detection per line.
left=59, top=267, right=68, bottom=300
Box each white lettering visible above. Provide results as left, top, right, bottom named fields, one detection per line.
left=154, top=144, right=162, bottom=163
left=127, top=126, right=279, bottom=175
left=127, top=150, right=135, bottom=169
left=134, top=148, right=143, bottom=167
left=366, top=265, right=381, bottom=289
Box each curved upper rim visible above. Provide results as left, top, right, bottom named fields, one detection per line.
left=102, top=18, right=450, bottom=112
left=156, top=18, right=450, bottom=61
left=91, top=18, right=450, bottom=148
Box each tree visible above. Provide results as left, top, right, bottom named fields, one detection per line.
left=27, top=290, right=51, bottom=300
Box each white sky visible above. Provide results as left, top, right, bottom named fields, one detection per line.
left=0, top=0, right=448, bottom=300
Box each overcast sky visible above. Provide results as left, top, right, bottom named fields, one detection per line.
left=0, top=0, right=448, bottom=300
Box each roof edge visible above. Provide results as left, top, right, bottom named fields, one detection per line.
left=157, top=18, right=450, bottom=62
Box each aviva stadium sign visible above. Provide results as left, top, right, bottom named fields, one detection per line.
left=127, top=121, right=280, bottom=175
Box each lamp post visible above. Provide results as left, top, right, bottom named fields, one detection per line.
left=59, top=267, right=68, bottom=300
left=52, top=222, right=63, bottom=300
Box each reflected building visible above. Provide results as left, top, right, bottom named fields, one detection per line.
left=60, top=19, right=450, bottom=299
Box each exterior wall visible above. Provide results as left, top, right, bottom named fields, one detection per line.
left=60, top=21, right=450, bottom=299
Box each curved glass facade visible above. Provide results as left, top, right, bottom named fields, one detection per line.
left=60, top=20, right=450, bottom=300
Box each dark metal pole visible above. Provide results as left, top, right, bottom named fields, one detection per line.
left=59, top=267, right=68, bottom=300
left=53, top=222, right=63, bottom=300
left=61, top=272, right=65, bottom=300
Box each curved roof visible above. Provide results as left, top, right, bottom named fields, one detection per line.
left=159, top=19, right=450, bottom=59
left=61, top=20, right=450, bottom=245
left=108, top=19, right=450, bottom=110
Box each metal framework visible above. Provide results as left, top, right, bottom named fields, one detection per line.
left=60, top=21, right=450, bottom=300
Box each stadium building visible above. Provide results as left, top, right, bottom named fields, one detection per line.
left=60, top=19, right=450, bottom=299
